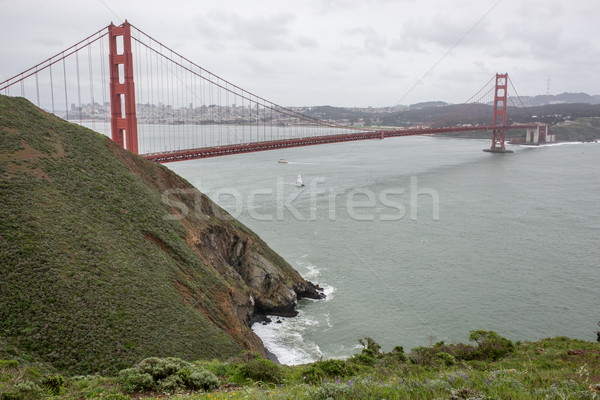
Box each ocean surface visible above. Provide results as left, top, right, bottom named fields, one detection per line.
left=166, top=135, right=600, bottom=365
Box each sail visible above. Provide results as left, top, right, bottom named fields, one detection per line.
left=296, top=173, right=304, bottom=187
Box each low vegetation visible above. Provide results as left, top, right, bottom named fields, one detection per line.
left=0, top=332, right=598, bottom=399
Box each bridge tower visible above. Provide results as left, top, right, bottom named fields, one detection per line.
left=108, top=21, right=138, bottom=154
left=484, top=73, right=513, bottom=153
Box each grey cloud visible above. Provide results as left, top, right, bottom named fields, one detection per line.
left=398, top=16, right=493, bottom=51
left=311, top=0, right=415, bottom=13
left=344, top=27, right=388, bottom=57
left=194, top=10, right=296, bottom=52
left=297, top=36, right=319, bottom=48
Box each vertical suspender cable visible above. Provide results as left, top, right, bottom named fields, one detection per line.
left=159, top=46, right=165, bottom=151
left=249, top=98, right=252, bottom=143
left=169, top=50, right=175, bottom=150
left=186, top=57, right=190, bottom=150
left=100, top=35, right=107, bottom=136
left=185, top=61, right=189, bottom=148
left=192, top=61, right=197, bottom=148
left=226, top=86, right=229, bottom=145
left=76, top=51, right=82, bottom=124
left=49, top=62, right=55, bottom=115
left=135, top=34, right=144, bottom=152
left=190, top=62, right=195, bottom=148
left=172, top=51, right=178, bottom=149
left=201, top=69, right=205, bottom=147
left=241, top=96, right=245, bottom=144
left=88, top=43, right=96, bottom=131
left=270, top=103, right=273, bottom=141
left=146, top=39, right=154, bottom=152
left=35, top=69, right=40, bottom=107
left=210, top=82, right=214, bottom=146
left=218, top=79, right=222, bottom=145
left=183, top=56, right=188, bottom=150
left=63, top=56, right=69, bottom=121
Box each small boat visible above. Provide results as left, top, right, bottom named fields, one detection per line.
left=296, top=173, right=305, bottom=187
left=278, top=158, right=288, bottom=164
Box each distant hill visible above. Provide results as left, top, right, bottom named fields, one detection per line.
left=0, top=95, right=322, bottom=374
left=292, top=93, right=600, bottom=140
left=511, top=92, right=600, bottom=107
left=408, top=101, right=449, bottom=110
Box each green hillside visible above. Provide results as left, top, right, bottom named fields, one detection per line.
left=551, top=117, right=600, bottom=141
left=0, top=95, right=319, bottom=375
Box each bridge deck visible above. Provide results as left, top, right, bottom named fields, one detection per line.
left=143, top=124, right=538, bottom=163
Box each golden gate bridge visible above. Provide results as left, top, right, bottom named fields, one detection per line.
left=0, top=21, right=549, bottom=163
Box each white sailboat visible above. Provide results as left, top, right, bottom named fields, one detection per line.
left=296, top=173, right=305, bottom=187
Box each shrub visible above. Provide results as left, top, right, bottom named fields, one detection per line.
left=118, top=368, right=155, bottom=392
left=118, top=357, right=220, bottom=393
left=0, top=381, right=43, bottom=400
left=157, top=374, right=183, bottom=392
left=199, top=360, right=236, bottom=378
left=236, top=357, right=282, bottom=383
left=449, top=343, right=478, bottom=360
left=302, top=359, right=357, bottom=383
left=436, top=352, right=456, bottom=366
left=469, top=330, right=514, bottom=361
left=391, top=345, right=407, bottom=362
left=135, top=357, right=190, bottom=381
left=409, top=331, right=513, bottom=365
left=358, top=337, right=382, bottom=357
left=0, top=360, right=18, bottom=369
left=179, top=368, right=219, bottom=391
left=41, top=374, right=65, bottom=395
left=350, top=352, right=375, bottom=366
left=408, top=346, right=436, bottom=365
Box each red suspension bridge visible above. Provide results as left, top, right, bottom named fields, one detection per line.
left=1, top=21, right=548, bottom=163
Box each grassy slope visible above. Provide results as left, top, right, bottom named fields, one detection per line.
left=0, top=96, right=256, bottom=374
left=552, top=117, right=600, bottom=141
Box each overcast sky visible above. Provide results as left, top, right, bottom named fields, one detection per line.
left=1, top=0, right=598, bottom=107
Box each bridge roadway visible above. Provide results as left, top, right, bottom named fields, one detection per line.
left=143, top=124, right=538, bottom=163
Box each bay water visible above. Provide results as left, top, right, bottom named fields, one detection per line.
left=167, top=136, right=600, bottom=365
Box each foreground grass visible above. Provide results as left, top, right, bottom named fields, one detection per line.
left=1, top=334, right=598, bottom=399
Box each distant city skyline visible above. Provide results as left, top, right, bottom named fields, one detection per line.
left=1, top=0, right=599, bottom=107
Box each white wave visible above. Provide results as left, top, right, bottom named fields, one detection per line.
left=517, top=141, right=591, bottom=148
left=323, top=313, right=333, bottom=331
left=252, top=311, right=323, bottom=365
left=296, top=259, right=336, bottom=301
left=252, top=258, right=338, bottom=364
left=540, top=141, right=588, bottom=147
left=303, top=264, right=321, bottom=280
left=286, top=161, right=337, bottom=165
left=321, top=283, right=336, bottom=301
